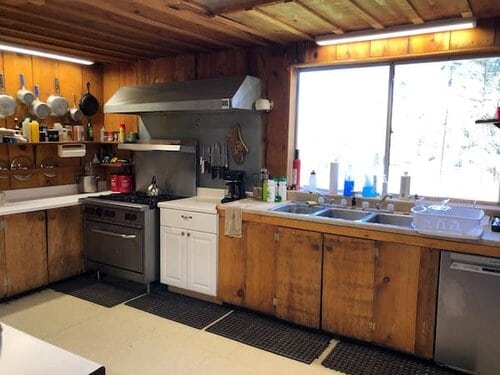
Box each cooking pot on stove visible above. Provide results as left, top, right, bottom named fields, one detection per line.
left=78, top=175, right=99, bottom=193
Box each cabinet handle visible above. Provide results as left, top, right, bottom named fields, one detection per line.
left=187, top=232, right=190, bottom=237
left=237, top=288, right=244, bottom=298
left=181, top=231, right=185, bottom=236
left=92, top=229, right=136, bottom=239
left=180, top=215, right=193, bottom=220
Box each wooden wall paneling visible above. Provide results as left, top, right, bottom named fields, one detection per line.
left=450, top=18, right=496, bottom=50
left=266, top=46, right=295, bottom=178
left=215, top=49, right=248, bottom=77
left=2, top=52, right=33, bottom=129
left=32, top=56, right=59, bottom=128
left=414, top=247, right=440, bottom=359
left=34, top=143, right=60, bottom=187
left=7, top=144, right=38, bottom=189
left=196, top=52, right=214, bottom=80
left=118, top=62, right=139, bottom=133
left=373, top=242, right=421, bottom=354
left=409, top=32, right=451, bottom=54
left=0, top=144, right=10, bottom=190
left=336, top=41, right=371, bottom=60
left=0, top=215, right=6, bottom=298
left=0, top=52, right=5, bottom=129
left=103, top=64, right=121, bottom=131
left=370, top=37, right=409, bottom=58
left=174, top=54, right=196, bottom=82
left=138, top=57, right=176, bottom=84
left=82, top=64, right=104, bottom=133
left=297, top=41, right=337, bottom=65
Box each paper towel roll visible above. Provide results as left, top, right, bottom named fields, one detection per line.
left=329, top=162, right=339, bottom=194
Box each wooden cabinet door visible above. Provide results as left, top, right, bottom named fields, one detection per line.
left=186, top=231, right=217, bottom=296
left=276, top=227, right=322, bottom=328
left=244, top=222, right=277, bottom=315
left=160, top=226, right=187, bottom=289
left=322, top=234, right=376, bottom=341
left=0, top=217, right=6, bottom=298
left=47, top=206, right=84, bottom=283
left=5, top=211, right=48, bottom=296
left=217, top=218, right=246, bottom=306
left=373, top=242, right=421, bottom=353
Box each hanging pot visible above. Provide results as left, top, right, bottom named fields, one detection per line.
left=28, top=85, right=51, bottom=119
left=0, top=73, right=16, bottom=119
left=70, top=93, right=83, bottom=122
left=79, top=82, right=99, bottom=116
left=16, top=73, right=34, bottom=105
left=47, top=78, right=69, bottom=117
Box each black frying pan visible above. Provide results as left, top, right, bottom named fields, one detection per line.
left=79, top=82, right=99, bottom=116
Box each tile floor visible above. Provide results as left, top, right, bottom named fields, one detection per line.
left=0, top=289, right=342, bottom=375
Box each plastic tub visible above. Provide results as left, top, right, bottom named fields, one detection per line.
left=411, top=205, right=485, bottom=239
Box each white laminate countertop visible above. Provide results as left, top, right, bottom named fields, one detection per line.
left=158, top=187, right=225, bottom=214
left=218, top=198, right=500, bottom=248
left=0, top=191, right=111, bottom=216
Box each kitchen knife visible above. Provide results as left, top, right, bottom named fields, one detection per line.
left=216, top=142, right=224, bottom=178
left=211, top=143, right=218, bottom=179
left=200, top=145, right=205, bottom=174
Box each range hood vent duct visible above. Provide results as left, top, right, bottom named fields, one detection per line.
left=104, top=76, right=261, bottom=114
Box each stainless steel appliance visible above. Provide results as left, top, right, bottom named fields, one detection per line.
left=81, top=193, right=185, bottom=289
left=80, top=143, right=198, bottom=289
left=435, top=251, right=500, bottom=374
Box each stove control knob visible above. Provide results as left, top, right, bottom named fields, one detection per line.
left=96, top=208, right=103, bottom=216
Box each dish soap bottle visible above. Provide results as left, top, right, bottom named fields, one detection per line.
left=343, top=164, right=354, bottom=196
left=292, top=149, right=301, bottom=190
left=309, top=170, right=317, bottom=191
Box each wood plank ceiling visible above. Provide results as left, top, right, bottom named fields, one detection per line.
left=0, top=0, right=499, bottom=64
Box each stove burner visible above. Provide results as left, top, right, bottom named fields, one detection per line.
left=94, top=192, right=184, bottom=208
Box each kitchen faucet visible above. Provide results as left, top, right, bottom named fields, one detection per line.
left=375, top=194, right=391, bottom=210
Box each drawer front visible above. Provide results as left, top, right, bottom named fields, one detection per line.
left=161, top=208, right=217, bottom=233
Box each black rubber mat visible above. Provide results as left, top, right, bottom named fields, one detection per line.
left=125, top=285, right=232, bottom=329
left=206, top=310, right=331, bottom=364
left=322, top=341, right=459, bottom=375
left=51, top=274, right=146, bottom=308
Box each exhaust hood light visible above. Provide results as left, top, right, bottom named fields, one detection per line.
left=316, top=18, right=476, bottom=46
left=0, top=42, right=94, bottom=65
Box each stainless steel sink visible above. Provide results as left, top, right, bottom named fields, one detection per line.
left=270, top=203, right=326, bottom=215
left=312, top=208, right=370, bottom=221
left=362, top=213, right=414, bottom=228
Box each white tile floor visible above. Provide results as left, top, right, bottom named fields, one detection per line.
left=0, top=289, right=342, bottom=375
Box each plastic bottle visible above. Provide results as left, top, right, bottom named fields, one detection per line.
left=100, top=127, right=105, bottom=142
left=266, top=178, right=276, bottom=203
left=86, top=119, right=94, bottom=141
left=309, top=170, right=317, bottom=191
left=343, top=164, right=354, bottom=196
left=118, top=123, right=126, bottom=143
left=292, top=149, right=301, bottom=190
left=261, top=169, right=269, bottom=202
left=22, top=118, right=31, bottom=141
left=278, top=177, right=287, bottom=202
left=400, top=172, right=411, bottom=199
left=30, top=120, right=39, bottom=143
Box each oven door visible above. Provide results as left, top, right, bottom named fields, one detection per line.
left=85, top=220, right=143, bottom=273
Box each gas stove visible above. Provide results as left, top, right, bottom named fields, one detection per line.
left=81, top=192, right=185, bottom=211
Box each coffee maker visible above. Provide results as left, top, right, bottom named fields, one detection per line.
left=221, top=170, right=246, bottom=203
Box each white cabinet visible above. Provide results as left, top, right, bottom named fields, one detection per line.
left=160, top=208, right=218, bottom=296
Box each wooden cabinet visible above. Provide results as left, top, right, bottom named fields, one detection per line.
left=47, top=206, right=84, bottom=283
left=276, top=227, right=322, bottom=329
left=217, top=220, right=277, bottom=315
left=3, top=211, right=48, bottom=296
left=321, top=234, right=439, bottom=358
left=160, top=208, right=218, bottom=296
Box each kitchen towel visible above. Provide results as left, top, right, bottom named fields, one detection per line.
left=329, top=162, right=339, bottom=194
left=224, top=205, right=242, bottom=237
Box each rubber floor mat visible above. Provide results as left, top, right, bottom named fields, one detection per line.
left=125, top=286, right=232, bottom=329
left=206, top=310, right=331, bottom=364
left=322, top=341, right=459, bottom=375
left=51, top=274, right=146, bottom=308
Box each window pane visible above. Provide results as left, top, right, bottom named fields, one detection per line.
left=391, top=58, right=500, bottom=202
left=296, top=66, right=389, bottom=192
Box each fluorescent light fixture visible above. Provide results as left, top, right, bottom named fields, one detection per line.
left=316, top=17, right=476, bottom=46
left=0, top=42, right=94, bottom=65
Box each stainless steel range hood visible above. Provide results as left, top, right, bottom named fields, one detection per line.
left=104, top=76, right=261, bottom=114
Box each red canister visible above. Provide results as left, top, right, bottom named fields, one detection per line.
left=110, top=174, right=120, bottom=192
left=118, top=175, right=133, bottom=193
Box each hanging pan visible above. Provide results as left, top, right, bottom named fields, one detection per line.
left=47, top=78, right=69, bottom=117
left=0, top=73, right=16, bottom=119
left=79, top=82, right=99, bottom=116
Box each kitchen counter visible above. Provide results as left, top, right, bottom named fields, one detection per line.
left=158, top=187, right=225, bottom=214
left=0, top=191, right=111, bottom=216
left=217, top=198, right=500, bottom=254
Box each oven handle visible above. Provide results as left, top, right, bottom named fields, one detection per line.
left=91, top=228, right=137, bottom=239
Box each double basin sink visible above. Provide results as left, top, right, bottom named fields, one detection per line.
left=270, top=202, right=413, bottom=229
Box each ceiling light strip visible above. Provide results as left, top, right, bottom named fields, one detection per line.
left=316, top=17, right=476, bottom=46
left=0, top=42, right=94, bottom=65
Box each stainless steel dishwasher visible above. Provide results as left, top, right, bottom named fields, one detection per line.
left=435, top=251, right=500, bottom=374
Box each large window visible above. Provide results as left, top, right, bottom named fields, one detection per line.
left=296, top=57, right=500, bottom=203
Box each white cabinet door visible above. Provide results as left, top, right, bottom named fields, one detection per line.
left=160, top=226, right=187, bottom=288
left=186, top=231, right=217, bottom=296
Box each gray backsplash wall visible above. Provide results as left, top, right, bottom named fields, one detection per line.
left=138, top=112, right=263, bottom=190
